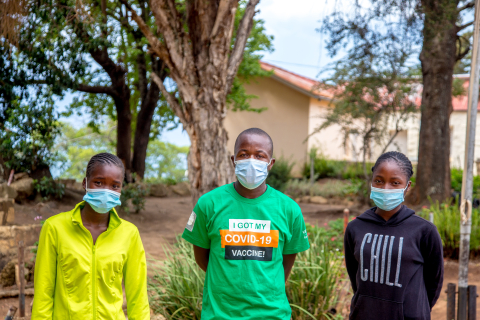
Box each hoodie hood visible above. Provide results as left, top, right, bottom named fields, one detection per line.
left=356, top=205, right=415, bottom=226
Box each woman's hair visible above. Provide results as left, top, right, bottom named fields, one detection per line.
left=371, top=151, right=414, bottom=180
left=86, top=153, right=125, bottom=179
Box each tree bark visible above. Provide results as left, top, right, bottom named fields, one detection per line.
left=132, top=58, right=166, bottom=179
left=413, top=1, right=458, bottom=203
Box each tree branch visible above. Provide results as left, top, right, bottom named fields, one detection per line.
left=150, top=72, right=188, bottom=125
left=210, top=0, right=232, bottom=38
left=226, top=0, right=260, bottom=91
left=458, top=1, right=475, bottom=12
left=457, top=20, right=474, bottom=32
left=77, top=84, right=116, bottom=96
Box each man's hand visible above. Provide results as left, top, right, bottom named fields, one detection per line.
left=193, top=245, right=210, bottom=272
left=282, top=253, right=297, bottom=282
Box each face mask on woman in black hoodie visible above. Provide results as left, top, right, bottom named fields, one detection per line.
left=344, top=151, right=444, bottom=320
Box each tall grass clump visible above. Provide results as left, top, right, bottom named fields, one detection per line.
left=287, top=224, right=343, bottom=319
left=149, top=236, right=204, bottom=319
left=419, top=200, right=480, bottom=258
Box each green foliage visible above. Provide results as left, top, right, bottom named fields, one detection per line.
left=33, top=177, right=65, bottom=201
left=149, top=222, right=345, bottom=319
left=120, top=182, right=149, bottom=214
left=266, top=157, right=294, bottom=192
left=144, top=140, right=189, bottom=184
left=285, top=178, right=362, bottom=200
left=303, top=154, right=371, bottom=180
left=450, top=168, right=480, bottom=197
left=419, top=200, right=480, bottom=258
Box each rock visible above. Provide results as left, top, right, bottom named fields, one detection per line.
left=10, top=177, right=34, bottom=198
left=301, top=196, right=310, bottom=203
left=294, top=198, right=301, bottom=203
left=13, top=172, right=29, bottom=181
left=310, top=196, right=328, bottom=204
left=170, top=182, right=191, bottom=196
left=0, top=260, right=16, bottom=287
left=149, top=183, right=168, bottom=197
left=0, top=183, right=18, bottom=199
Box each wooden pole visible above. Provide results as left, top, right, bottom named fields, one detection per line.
left=18, top=240, right=25, bottom=317
left=343, top=208, right=349, bottom=233
left=459, top=0, right=480, bottom=318
left=468, top=285, right=477, bottom=320
left=4, top=306, right=17, bottom=320
left=447, top=283, right=456, bottom=320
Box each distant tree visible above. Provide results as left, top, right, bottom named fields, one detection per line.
left=314, top=38, right=418, bottom=181
left=321, top=0, right=474, bottom=203
left=121, top=0, right=269, bottom=202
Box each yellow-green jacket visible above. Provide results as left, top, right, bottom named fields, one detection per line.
left=32, top=202, right=150, bottom=320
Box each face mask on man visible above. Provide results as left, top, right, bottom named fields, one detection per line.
left=83, top=178, right=122, bottom=214
left=234, top=158, right=271, bottom=190
left=370, top=185, right=408, bottom=211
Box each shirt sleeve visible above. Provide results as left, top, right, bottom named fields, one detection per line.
left=182, top=204, right=211, bottom=249
left=283, top=209, right=310, bottom=254
left=124, top=229, right=150, bottom=320
left=344, top=224, right=358, bottom=293
left=31, top=220, right=57, bottom=320
left=422, top=224, right=444, bottom=309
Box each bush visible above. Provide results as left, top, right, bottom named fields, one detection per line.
left=149, top=222, right=345, bottom=319
left=303, top=154, right=371, bottom=181
left=285, top=178, right=363, bottom=199
left=418, top=200, right=480, bottom=258
left=266, top=157, right=294, bottom=192
left=120, top=183, right=149, bottom=214
left=451, top=168, right=480, bottom=197
left=33, top=177, right=65, bottom=200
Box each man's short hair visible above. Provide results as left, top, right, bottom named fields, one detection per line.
left=234, top=128, right=274, bottom=157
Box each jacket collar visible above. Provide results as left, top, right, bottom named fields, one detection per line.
left=71, top=201, right=122, bottom=230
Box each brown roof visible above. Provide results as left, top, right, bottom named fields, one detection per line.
left=260, top=61, right=334, bottom=100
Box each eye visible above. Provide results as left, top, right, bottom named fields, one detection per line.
left=95, top=181, right=101, bottom=186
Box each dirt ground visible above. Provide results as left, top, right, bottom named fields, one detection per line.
left=1, top=196, right=480, bottom=319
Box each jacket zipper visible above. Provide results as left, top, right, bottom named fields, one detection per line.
left=92, top=244, right=96, bottom=320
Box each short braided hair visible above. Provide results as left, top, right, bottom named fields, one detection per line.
left=86, top=153, right=125, bottom=179
left=234, top=128, right=274, bottom=157
left=371, top=151, right=414, bottom=180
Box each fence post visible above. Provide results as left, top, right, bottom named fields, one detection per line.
left=18, top=240, right=25, bottom=317
left=468, top=285, right=477, bottom=320
left=447, top=283, right=456, bottom=320
left=429, top=212, right=434, bottom=223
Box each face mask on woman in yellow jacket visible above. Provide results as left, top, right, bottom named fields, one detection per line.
left=32, top=153, right=150, bottom=320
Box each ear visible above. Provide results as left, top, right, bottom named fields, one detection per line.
left=268, top=158, right=276, bottom=171
left=82, top=177, right=87, bottom=191
left=230, top=155, right=236, bottom=168
left=405, top=181, right=412, bottom=194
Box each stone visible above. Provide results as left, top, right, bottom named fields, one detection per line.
left=0, top=260, right=16, bottom=287
left=170, top=182, right=191, bottom=196
left=301, top=196, right=310, bottom=203
left=310, top=196, right=328, bottom=204
left=149, top=183, right=168, bottom=197
left=0, top=183, right=18, bottom=199
left=13, top=172, right=29, bottom=181
left=10, top=177, right=34, bottom=198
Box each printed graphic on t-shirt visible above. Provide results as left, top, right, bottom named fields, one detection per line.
left=185, top=211, right=196, bottom=232
left=220, top=219, right=278, bottom=261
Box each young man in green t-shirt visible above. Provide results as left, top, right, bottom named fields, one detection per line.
left=182, top=127, right=310, bottom=320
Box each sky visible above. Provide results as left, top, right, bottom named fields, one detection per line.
left=57, top=0, right=335, bottom=147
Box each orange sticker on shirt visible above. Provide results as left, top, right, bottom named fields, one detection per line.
left=220, top=230, right=279, bottom=248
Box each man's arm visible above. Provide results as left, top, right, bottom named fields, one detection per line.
left=193, top=245, right=210, bottom=272
left=283, top=253, right=297, bottom=282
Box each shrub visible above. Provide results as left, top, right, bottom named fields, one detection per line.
left=266, top=157, right=294, bottom=192
left=120, top=183, right=149, bottom=214
left=33, top=177, right=65, bottom=200
left=303, top=154, right=372, bottom=181
left=450, top=168, right=480, bottom=197
left=285, top=178, right=362, bottom=200
left=418, top=200, right=480, bottom=258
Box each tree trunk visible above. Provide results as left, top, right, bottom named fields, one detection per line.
left=114, top=92, right=133, bottom=182
left=186, top=102, right=235, bottom=203
left=413, top=1, right=458, bottom=204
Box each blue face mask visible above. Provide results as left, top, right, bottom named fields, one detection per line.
left=83, top=178, right=122, bottom=214
left=370, top=185, right=408, bottom=211
left=235, top=158, right=271, bottom=190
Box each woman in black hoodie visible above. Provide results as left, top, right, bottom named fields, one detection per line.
left=344, top=151, right=444, bottom=320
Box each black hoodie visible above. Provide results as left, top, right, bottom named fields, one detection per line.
left=344, top=205, right=444, bottom=320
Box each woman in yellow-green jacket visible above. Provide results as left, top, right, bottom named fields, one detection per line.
left=32, top=153, right=150, bottom=320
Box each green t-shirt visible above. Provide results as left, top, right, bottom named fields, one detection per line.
left=182, top=183, right=310, bottom=320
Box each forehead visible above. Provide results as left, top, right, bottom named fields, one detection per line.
left=235, top=133, right=272, bottom=153
left=373, top=160, right=405, bottom=177
left=89, top=163, right=124, bottom=180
